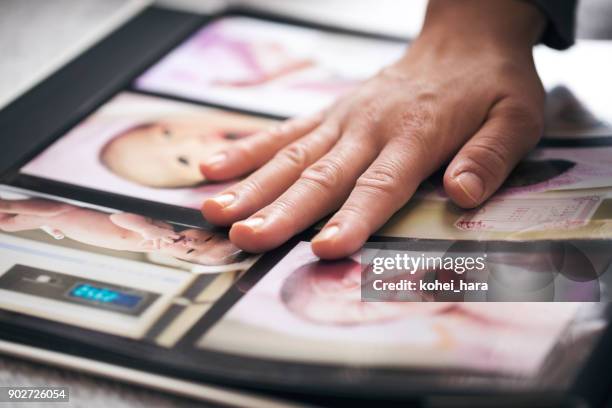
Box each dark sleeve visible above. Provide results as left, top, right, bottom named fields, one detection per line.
left=529, top=0, right=578, bottom=49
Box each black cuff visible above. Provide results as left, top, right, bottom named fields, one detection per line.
left=530, top=0, right=578, bottom=49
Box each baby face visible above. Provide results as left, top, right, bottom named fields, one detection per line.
left=101, top=118, right=261, bottom=188
left=159, top=229, right=243, bottom=266
left=284, top=260, right=445, bottom=325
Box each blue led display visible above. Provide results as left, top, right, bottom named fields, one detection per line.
left=69, top=284, right=142, bottom=309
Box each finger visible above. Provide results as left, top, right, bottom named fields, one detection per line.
left=200, top=112, right=324, bottom=181
left=312, top=136, right=432, bottom=259
left=229, top=133, right=380, bottom=253
left=202, top=121, right=341, bottom=225
left=443, top=99, right=542, bottom=208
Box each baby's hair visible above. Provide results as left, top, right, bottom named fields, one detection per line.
left=98, top=122, right=156, bottom=170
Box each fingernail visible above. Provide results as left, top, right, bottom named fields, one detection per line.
left=210, top=193, right=236, bottom=208
left=313, top=225, right=340, bottom=242
left=454, top=172, right=485, bottom=204
left=204, top=152, right=227, bottom=167
left=238, top=216, right=265, bottom=230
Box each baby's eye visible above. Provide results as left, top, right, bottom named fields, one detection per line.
left=162, top=128, right=172, bottom=138
left=177, top=156, right=190, bottom=166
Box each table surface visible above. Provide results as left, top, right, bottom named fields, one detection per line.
left=1, top=0, right=611, bottom=406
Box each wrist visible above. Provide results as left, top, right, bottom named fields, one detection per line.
left=414, top=0, right=545, bottom=58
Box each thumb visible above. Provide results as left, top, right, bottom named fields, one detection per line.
left=444, top=99, right=543, bottom=208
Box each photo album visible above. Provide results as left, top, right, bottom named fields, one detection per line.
left=1, top=6, right=611, bottom=406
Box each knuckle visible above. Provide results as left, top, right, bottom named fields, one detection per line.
left=356, top=163, right=403, bottom=197
left=267, top=199, right=299, bottom=226
left=275, top=142, right=311, bottom=169
left=338, top=203, right=365, bottom=220
left=496, top=60, right=524, bottom=80
left=360, top=97, right=386, bottom=127
left=295, top=112, right=324, bottom=129
left=269, top=112, right=322, bottom=138
left=502, top=102, right=543, bottom=132
left=268, top=120, right=293, bottom=136
left=461, top=142, right=510, bottom=179
left=232, top=142, right=256, bottom=161
left=341, top=93, right=388, bottom=132
left=399, top=115, right=430, bottom=149
left=309, top=121, right=341, bottom=144
left=388, top=101, right=438, bottom=157
left=335, top=203, right=373, bottom=230
left=259, top=121, right=297, bottom=145
left=300, top=158, right=344, bottom=191
left=238, top=177, right=266, bottom=198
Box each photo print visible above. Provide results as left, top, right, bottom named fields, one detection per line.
left=21, top=92, right=277, bottom=209
left=198, top=241, right=597, bottom=376
left=380, top=146, right=612, bottom=241
left=135, top=16, right=405, bottom=116
left=0, top=185, right=255, bottom=345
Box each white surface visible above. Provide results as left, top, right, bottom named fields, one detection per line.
left=535, top=40, right=612, bottom=124
left=0, top=0, right=149, bottom=110
left=156, top=0, right=428, bottom=38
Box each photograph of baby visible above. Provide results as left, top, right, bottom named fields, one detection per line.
left=21, top=92, right=277, bottom=209
left=379, top=191, right=612, bottom=241
left=376, top=145, right=612, bottom=241
left=0, top=232, right=195, bottom=340
left=0, top=186, right=256, bottom=273
left=199, top=241, right=583, bottom=376
left=418, top=146, right=612, bottom=200
left=134, top=16, right=405, bottom=117
left=502, top=147, right=612, bottom=194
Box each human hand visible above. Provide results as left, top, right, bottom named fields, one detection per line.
left=200, top=0, right=546, bottom=259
